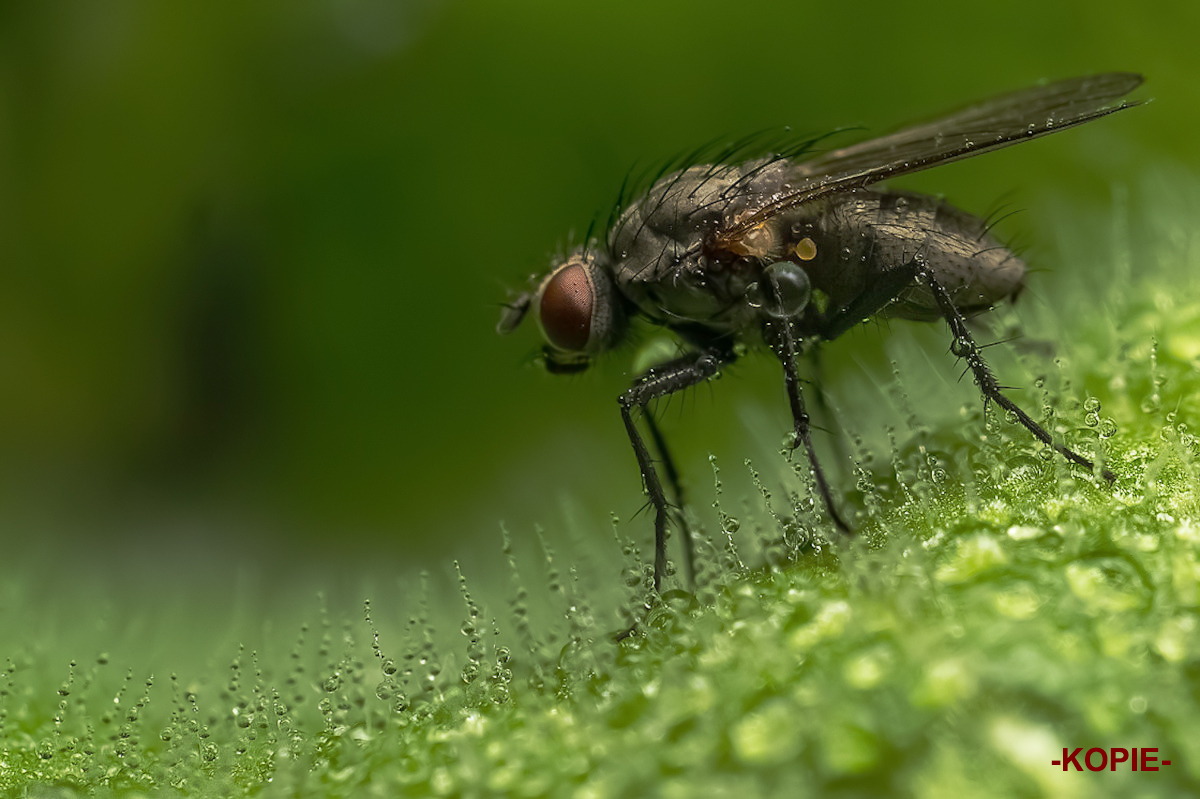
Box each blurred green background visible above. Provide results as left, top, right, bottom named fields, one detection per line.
left=1, top=0, right=1194, bottom=586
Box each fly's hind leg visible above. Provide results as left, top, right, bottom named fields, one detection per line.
left=619, top=348, right=733, bottom=594
left=921, top=270, right=1116, bottom=482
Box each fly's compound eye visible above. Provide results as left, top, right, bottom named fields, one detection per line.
left=535, top=256, right=621, bottom=355
left=539, top=262, right=592, bottom=351
left=747, top=261, right=812, bottom=319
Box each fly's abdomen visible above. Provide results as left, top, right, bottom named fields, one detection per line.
left=805, top=190, right=1026, bottom=322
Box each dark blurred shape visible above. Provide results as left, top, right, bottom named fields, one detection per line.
left=155, top=206, right=265, bottom=485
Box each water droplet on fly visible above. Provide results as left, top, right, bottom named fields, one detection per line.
left=759, top=262, right=811, bottom=319
left=745, top=281, right=763, bottom=309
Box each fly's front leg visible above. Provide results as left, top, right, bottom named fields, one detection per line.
left=921, top=270, right=1116, bottom=482
left=767, top=318, right=852, bottom=533
left=642, top=412, right=694, bottom=587
left=620, top=348, right=732, bottom=592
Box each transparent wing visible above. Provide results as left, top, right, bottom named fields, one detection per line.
left=718, top=73, right=1144, bottom=242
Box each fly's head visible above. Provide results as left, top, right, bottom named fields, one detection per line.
left=498, top=249, right=626, bottom=374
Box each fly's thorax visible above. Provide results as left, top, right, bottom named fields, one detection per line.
left=607, top=159, right=799, bottom=333
left=609, top=159, right=795, bottom=283
left=796, top=190, right=1026, bottom=321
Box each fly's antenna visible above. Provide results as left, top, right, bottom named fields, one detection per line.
left=496, top=291, right=533, bottom=334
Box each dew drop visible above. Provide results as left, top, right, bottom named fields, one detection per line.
left=461, top=662, right=480, bottom=685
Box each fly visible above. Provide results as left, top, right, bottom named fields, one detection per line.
left=499, top=73, right=1143, bottom=596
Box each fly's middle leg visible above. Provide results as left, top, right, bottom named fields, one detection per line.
left=806, top=344, right=852, bottom=483
left=921, top=270, right=1116, bottom=482
left=619, top=348, right=732, bottom=593
left=767, top=318, right=853, bottom=534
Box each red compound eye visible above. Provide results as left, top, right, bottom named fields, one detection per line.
left=538, top=262, right=593, bottom=352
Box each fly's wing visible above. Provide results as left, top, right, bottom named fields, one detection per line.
left=716, top=73, right=1143, bottom=244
